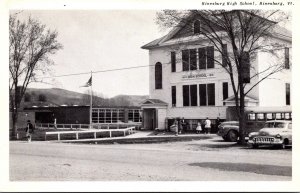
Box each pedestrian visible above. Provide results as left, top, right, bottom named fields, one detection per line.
left=196, top=121, right=202, bottom=134
left=204, top=117, right=212, bottom=134
left=216, top=117, right=221, bottom=133
left=54, top=118, right=57, bottom=129
left=178, top=118, right=183, bottom=134
left=26, top=120, right=34, bottom=142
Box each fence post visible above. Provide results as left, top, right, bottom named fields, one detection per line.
left=109, top=131, right=112, bottom=138
left=124, top=130, right=126, bottom=136
left=58, top=133, right=60, bottom=141
left=76, top=133, right=79, bottom=140
left=48, top=123, right=49, bottom=129
left=71, top=124, right=73, bottom=129
left=94, top=132, right=96, bottom=139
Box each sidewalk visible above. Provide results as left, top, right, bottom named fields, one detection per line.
left=58, top=130, right=214, bottom=144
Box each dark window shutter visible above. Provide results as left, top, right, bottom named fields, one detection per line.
left=198, top=48, right=206, bottom=69
left=222, top=44, right=228, bottom=66
left=199, top=84, right=207, bottom=106
left=190, top=84, right=198, bottom=106
left=207, top=46, right=214, bottom=68
left=183, top=85, right=190, bottom=106
left=241, top=51, right=250, bottom=83
left=223, top=82, right=228, bottom=105
left=172, top=86, right=176, bottom=107
left=190, top=49, right=197, bottom=70
left=182, top=50, right=189, bottom=71
left=207, top=83, right=215, bottom=106
left=171, top=52, right=176, bottom=72
left=155, top=62, right=162, bottom=89
left=285, top=47, right=290, bottom=69
left=286, top=83, right=290, bottom=105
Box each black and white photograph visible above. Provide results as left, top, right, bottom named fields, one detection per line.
left=1, top=0, right=300, bottom=192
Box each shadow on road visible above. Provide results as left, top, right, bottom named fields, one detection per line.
left=189, top=162, right=292, bottom=176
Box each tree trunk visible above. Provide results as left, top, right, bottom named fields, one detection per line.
left=238, top=80, right=246, bottom=145
left=11, top=110, right=18, bottom=140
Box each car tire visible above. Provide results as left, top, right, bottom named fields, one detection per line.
left=222, top=136, right=227, bottom=141
left=252, top=144, right=259, bottom=149
left=281, top=139, right=289, bottom=149
left=226, top=130, right=238, bottom=142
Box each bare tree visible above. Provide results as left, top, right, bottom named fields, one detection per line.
left=156, top=10, right=290, bottom=144
left=9, top=14, right=62, bottom=139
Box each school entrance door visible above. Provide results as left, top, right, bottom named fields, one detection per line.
left=141, top=99, right=168, bottom=130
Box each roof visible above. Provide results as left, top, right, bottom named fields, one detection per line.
left=245, top=106, right=292, bottom=113
left=142, top=11, right=291, bottom=50
left=140, top=99, right=168, bottom=106
left=223, top=95, right=258, bottom=103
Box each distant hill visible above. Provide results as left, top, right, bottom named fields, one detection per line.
left=22, top=88, right=148, bottom=108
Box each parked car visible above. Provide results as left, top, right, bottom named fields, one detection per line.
left=217, top=121, right=239, bottom=142
left=248, top=120, right=292, bottom=149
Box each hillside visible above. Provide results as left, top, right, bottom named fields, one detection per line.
left=23, top=88, right=148, bottom=107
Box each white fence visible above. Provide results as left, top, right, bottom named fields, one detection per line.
left=35, top=122, right=141, bottom=130
left=45, top=127, right=135, bottom=141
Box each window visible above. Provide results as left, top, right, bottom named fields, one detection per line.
left=286, top=83, right=290, bottom=105
left=182, top=85, right=197, bottom=106
left=194, top=20, right=200, bottom=34
left=207, top=83, right=215, bottom=106
left=171, top=52, right=176, bottom=72
left=199, top=84, right=207, bottom=106
left=222, top=44, right=228, bottom=66
left=257, top=113, right=265, bottom=120
left=248, top=113, right=255, bottom=120
left=172, top=86, right=176, bottom=107
left=199, top=83, right=215, bottom=106
left=198, top=47, right=214, bottom=70
left=222, top=82, right=228, bottom=105
left=128, top=109, right=142, bottom=122
left=285, top=47, right=290, bottom=69
left=190, top=85, right=198, bottom=106
left=155, top=62, right=162, bottom=89
left=183, top=85, right=190, bottom=106
left=182, top=49, right=197, bottom=71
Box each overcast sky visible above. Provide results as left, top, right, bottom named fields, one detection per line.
left=12, top=10, right=165, bottom=97
left=10, top=9, right=292, bottom=98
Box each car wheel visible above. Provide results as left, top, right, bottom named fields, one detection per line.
left=252, top=144, right=259, bottom=149
left=226, top=130, right=238, bottom=142
left=222, top=136, right=227, bottom=141
left=281, top=139, right=289, bottom=149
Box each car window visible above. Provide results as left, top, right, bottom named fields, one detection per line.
left=264, top=122, right=286, bottom=128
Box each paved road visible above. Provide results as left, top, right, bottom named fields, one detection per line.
left=10, top=136, right=292, bottom=181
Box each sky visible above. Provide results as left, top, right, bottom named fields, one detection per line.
left=12, top=10, right=165, bottom=98
left=9, top=9, right=292, bottom=98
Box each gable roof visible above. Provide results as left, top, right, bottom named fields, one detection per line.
left=140, top=99, right=168, bottom=106
left=142, top=11, right=291, bottom=50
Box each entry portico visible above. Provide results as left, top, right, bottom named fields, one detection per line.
left=141, top=99, right=168, bottom=130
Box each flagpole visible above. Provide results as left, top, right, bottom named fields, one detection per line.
left=90, top=71, right=93, bottom=129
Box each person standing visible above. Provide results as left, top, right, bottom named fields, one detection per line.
left=54, top=118, right=57, bottom=129
left=196, top=121, right=202, bottom=134
left=204, top=117, right=211, bottom=134
left=215, top=117, right=221, bottom=133
left=26, top=120, right=34, bottom=142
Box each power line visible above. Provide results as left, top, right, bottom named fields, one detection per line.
left=37, top=64, right=152, bottom=79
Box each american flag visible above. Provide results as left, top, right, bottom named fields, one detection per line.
left=81, top=76, right=92, bottom=87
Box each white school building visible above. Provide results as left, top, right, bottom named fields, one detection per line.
left=141, top=11, right=292, bottom=131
